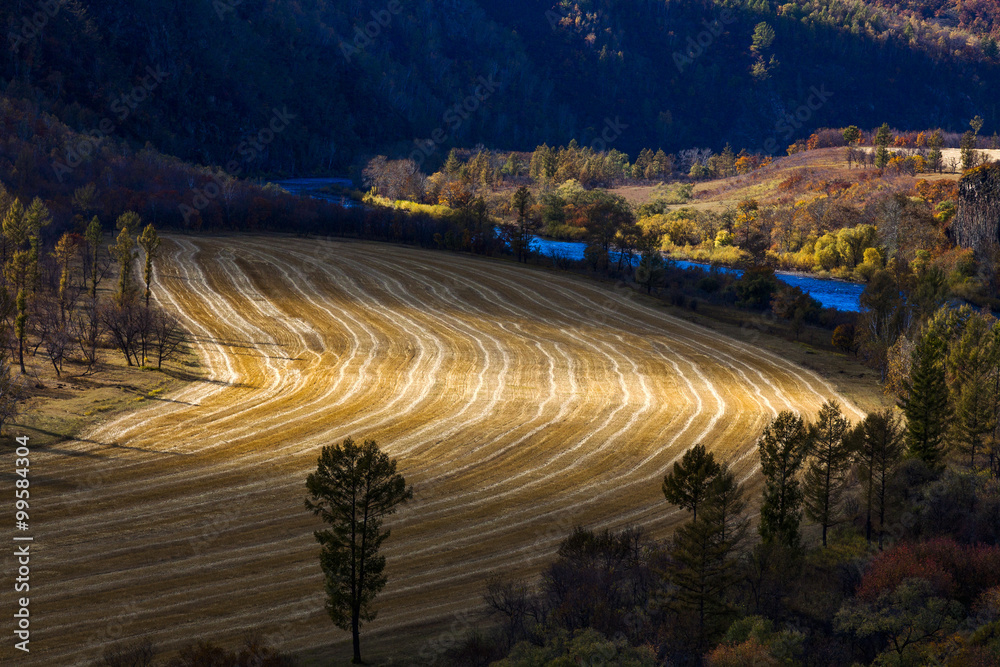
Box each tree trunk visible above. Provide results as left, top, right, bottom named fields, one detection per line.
left=865, top=466, right=874, bottom=545
left=352, top=608, right=362, bottom=663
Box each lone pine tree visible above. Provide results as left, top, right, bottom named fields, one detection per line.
left=305, top=437, right=412, bottom=664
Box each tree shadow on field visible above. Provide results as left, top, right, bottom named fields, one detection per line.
left=158, top=367, right=254, bottom=390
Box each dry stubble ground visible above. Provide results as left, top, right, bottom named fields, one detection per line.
left=1, top=235, right=879, bottom=665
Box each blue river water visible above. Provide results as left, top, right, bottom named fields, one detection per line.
left=271, top=179, right=863, bottom=312
left=530, top=236, right=864, bottom=312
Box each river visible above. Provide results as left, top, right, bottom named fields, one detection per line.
left=530, top=236, right=863, bottom=312
left=273, top=179, right=864, bottom=312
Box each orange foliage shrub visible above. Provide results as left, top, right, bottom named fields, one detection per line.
left=914, top=179, right=959, bottom=204
left=858, top=539, right=1000, bottom=605
left=704, top=639, right=779, bottom=667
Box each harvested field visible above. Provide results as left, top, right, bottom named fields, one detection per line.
left=7, top=236, right=870, bottom=665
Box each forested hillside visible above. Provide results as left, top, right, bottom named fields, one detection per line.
left=3, top=0, right=1000, bottom=175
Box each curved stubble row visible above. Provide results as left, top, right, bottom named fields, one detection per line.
left=16, top=236, right=860, bottom=665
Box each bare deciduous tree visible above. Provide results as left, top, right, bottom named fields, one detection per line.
left=0, top=355, right=25, bottom=434
left=149, top=309, right=186, bottom=369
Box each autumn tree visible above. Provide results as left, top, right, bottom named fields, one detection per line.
left=803, top=401, right=853, bottom=547
left=757, top=411, right=809, bottom=550
left=832, top=323, right=855, bottom=354
left=0, top=355, right=25, bottom=434
left=835, top=578, right=963, bottom=665
left=149, top=309, right=186, bottom=370
left=584, top=193, right=634, bottom=272
left=733, top=199, right=769, bottom=263
left=305, top=438, right=412, bottom=664
left=842, top=125, right=861, bottom=144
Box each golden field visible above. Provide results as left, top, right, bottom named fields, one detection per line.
left=4, top=236, right=877, bottom=665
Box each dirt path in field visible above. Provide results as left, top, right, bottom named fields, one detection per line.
left=4, top=236, right=869, bottom=665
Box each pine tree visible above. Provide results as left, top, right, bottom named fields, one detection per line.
left=52, top=233, right=77, bottom=323
left=899, top=331, right=951, bottom=469
left=665, top=465, right=747, bottom=651
left=3, top=198, right=48, bottom=373
left=137, top=224, right=161, bottom=309
left=116, top=210, right=142, bottom=236
left=509, top=186, right=534, bottom=264
left=110, top=226, right=137, bottom=305
left=305, top=438, right=412, bottom=664
left=874, top=123, right=892, bottom=169
left=853, top=409, right=905, bottom=548
left=927, top=130, right=945, bottom=173
left=757, top=411, right=809, bottom=549
left=663, top=443, right=721, bottom=522
left=85, top=216, right=103, bottom=299
left=953, top=373, right=994, bottom=469
left=803, top=401, right=853, bottom=547
left=25, top=198, right=51, bottom=293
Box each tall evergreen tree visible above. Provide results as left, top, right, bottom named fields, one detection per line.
left=509, top=186, right=534, bottom=264
left=899, top=331, right=951, bottom=469
left=2, top=199, right=29, bottom=372
left=52, top=232, right=77, bottom=323
left=874, top=123, right=893, bottom=169
left=804, top=401, right=853, bottom=547
left=665, top=463, right=747, bottom=651
left=305, top=438, right=412, bottom=664
left=927, top=129, right=945, bottom=173
left=85, top=216, right=103, bottom=300
left=757, top=411, right=809, bottom=550
left=663, top=443, right=722, bottom=523
left=853, top=409, right=905, bottom=548
left=949, top=313, right=997, bottom=469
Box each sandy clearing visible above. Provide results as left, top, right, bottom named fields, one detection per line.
left=4, top=236, right=869, bottom=665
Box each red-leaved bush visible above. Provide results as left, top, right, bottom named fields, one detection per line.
left=858, top=539, right=1000, bottom=605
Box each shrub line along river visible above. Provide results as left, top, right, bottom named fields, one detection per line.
left=275, top=179, right=863, bottom=312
